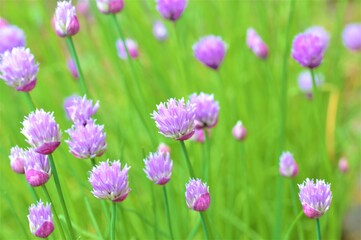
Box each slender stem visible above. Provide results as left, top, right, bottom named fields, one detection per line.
left=110, top=202, right=116, bottom=240
left=84, top=197, right=104, bottom=240
left=289, top=181, right=304, bottom=240
left=199, top=212, right=209, bottom=240
left=310, top=69, right=318, bottom=99
left=203, top=130, right=210, bottom=181
left=316, top=219, right=321, bottom=240
left=48, top=154, right=75, bottom=239
left=180, top=141, right=195, bottom=178
left=28, top=183, right=39, bottom=201
left=90, top=157, right=96, bottom=168
left=25, top=92, right=36, bottom=111
left=163, top=186, right=174, bottom=240
left=65, top=37, right=88, bottom=96
left=283, top=210, right=303, bottom=240
left=151, top=183, right=159, bottom=240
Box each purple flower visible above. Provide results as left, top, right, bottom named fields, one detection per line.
left=0, top=25, right=26, bottom=54
left=116, top=38, right=139, bottom=59
left=342, top=23, right=361, bottom=51
left=96, top=0, right=124, bottom=14
left=193, top=35, right=227, bottom=70
left=52, top=1, right=80, bottom=37
left=246, top=28, right=269, bottom=59
left=156, top=0, right=187, bottom=21
left=190, top=92, right=220, bottom=129
left=291, top=33, right=325, bottom=69
left=157, top=142, right=171, bottom=154
left=77, top=0, right=92, bottom=20
left=21, top=109, right=61, bottom=155
left=24, top=150, right=51, bottom=187
left=89, top=160, right=131, bottom=202
left=305, top=26, right=330, bottom=51
left=152, top=98, right=195, bottom=141
left=66, top=120, right=107, bottom=159
left=191, top=128, right=205, bottom=143
left=232, top=121, right=247, bottom=141
left=338, top=157, right=349, bottom=173
left=9, top=146, right=26, bottom=174
left=28, top=200, right=54, bottom=238
left=279, top=152, right=298, bottom=178
left=67, top=58, right=78, bottom=79
left=153, top=20, right=168, bottom=41
left=185, top=178, right=210, bottom=212
left=144, top=151, right=173, bottom=185
left=297, top=70, right=324, bottom=99
left=64, top=95, right=99, bottom=125
left=298, top=178, right=332, bottom=219
left=0, top=47, right=39, bottom=92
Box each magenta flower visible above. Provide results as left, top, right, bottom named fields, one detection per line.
left=156, top=0, right=187, bottom=21
left=89, top=160, right=131, bottom=202
left=157, top=142, right=171, bottom=154
left=96, top=0, right=124, bottom=14
left=116, top=38, right=139, bottom=59
left=64, top=95, right=99, bottom=126
left=305, top=26, right=330, bottom=51
left=190, top=92, right=220, bottom=129
left=9, top=146, right=26, bottom=174
left=52, top=1, right=80, bottom=37
left=28, top=200, right=54, bottom=238
left=297, top=70, right=324, bottom=99
left=291, top=32, right=326, bottom=68
left=0, top=47, right=39, bottom=92
left=185, top=178, right=210, bottom=212
left=152, top=98, right=195, bottom=141
left=21, top=109, right=61, bottom=155
left=232, top=121, right=247, bottom=141
left=193, top=35, right=227, bottom=70
left=24, top=150, right=51, bottom=187
left=338, top=157, right=349, bottom=173
left=298, top=178, right=332, bottom=219
left=144, top=151, right=173, bottom=185
left=246, top=28, right=269, bottom=59
left=279, top=152, right=298, bottom=178
left=191, top=129, right=206, bottom=143
left=66, top=120, right=107, bottom=159
left=67, top=58, right=78, bottom=79
left=153, top=20, right=168, bottom=41
left=0, top=25, right=26, bottom=54
left=342, top=23, right=361, bottom=51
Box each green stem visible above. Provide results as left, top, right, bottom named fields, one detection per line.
left=25, top=92, right=36, bottom=111
left=203, top=130, right=210, bottom=181
left=90, top=157, right=96, bottom=168
left=110, top=202, right=116, bottom=240
left=316, top=219, right=321, bottom=240
left=199, top=212, right=209, bottom=240
left=289, top=181, right=304, bottom=240
left=180, top=141, right=195, bottom=178
left=283, top=210, right=303, bottom=240
left=84, top=197, right=104, bottom=240
left=65, top=37, right=88, bottom=96
left=48, top=154, right=75, bottom=239
left=163, top=186, right=174, bottom=240
left=310, top=69, right=318, bottom=100
left=28, top=183, right=39, bottom=201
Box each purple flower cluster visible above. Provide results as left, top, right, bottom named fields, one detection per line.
left=193, top=35, right=227, bottom=70
left=28, top=200, right=54, bottom=238
left=144, top=151, right=173, bottom=185
left=279, top=152, right=298, bottom=178
left=96, top=0, right=124, bottom=14
left=297, top=70, right=324, bottom=98
left=342, top=23, right=361, bottom=51
left=153, top=21, right=168, bottom=41
left=156, top=0, right=188, bottom=21
left=232, top=121, right=247, bottom=141
left=64, top=95, right=99, bottom=126
left=190, top=92, right=220, bottom=129
left=116, top=38, right=139, bottom=59
left=185, top=178, right=211, bottom=212
left=9, top=146, right=26, bottom=174
left=0, top=24, right=26, bottom=54
left=52, top=1, right=80, bottom=37
left=24, top=150, right=51, bottom=187
left=246, top=28, right=269, bottom=59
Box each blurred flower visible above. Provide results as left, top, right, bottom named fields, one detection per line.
left=144, top=151, right=173, bottom=185
left=232, top=121, right=247, bottom=141
left=191, top=129, right=205, bottom=143
left=190, top=92, right=220, bottom=129
left=67, top=58, right=78, bottom=79
left=53, top=1, right=80, bottom=37
left=66, top=120, right=107, bottom=159
left=157, top=142, right=171, bottom=154
left=298, top=178, right=332, bottom=219
left=279, top=152, right=298, bottom=178
left=28, top=200, right=54, bottom=238
left=0, top=47, right=38, bottom=92
left=156, top=0, right=187, bottom=21
left=291, top=32, right=325, bottom=68
left=21, top=109, right=61, bottom=155
left=193, top=35, right=227, bottom=70
left=24, top=150, right=51, bottom=187
left=305, top=26, right=330, bottom=51
left=0, top=25, right=26, bottom=54
left=64, top=95, right=99, bottom=126
left=153, top=20, right=168, bottom=41
left=297, top=70, right=324, bottom=99
left=342, top=23, right=361, bottom=51
left=9, top=146, right=26, bottom=174
left=338, top=157, right=349, bottom=173
left=96, top=0, right=124, bottom=14
left=152, top=98, right=195, bottom=141
left=0, top=17, right=8, bottom=27
left=185, top=178, right=210, bottom=211
left=89, top=160, right=131, bottom=202
left=116, top=38, right=139, bottom=59
left=77, top=0, right=92, bottom=19
left=246, top=28, right=269, bottom=59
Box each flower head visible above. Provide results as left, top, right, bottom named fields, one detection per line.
left=116, top=38, right=139, bottom=59
left=24, top=150, right=51, bottom=187
left=28, top=200, right=54, bottom=238
left=193, top=35, right=227, bottom=70
left=338, top=157, right=349, bottom=173
left=77, top=0, right=92, bottom=20
left=153, top=20, right=168, bottom=41
left=0, top=25, right=26, bottom=54
left=305, top=26, right=330, bottom=51
left=156, top=0, right=187, bottom=21
left=297, top=70, right=324, bottom=99
left=21, top=109, right=61, bottom=155
left=66, top=120, right=107, bottom=159
left=298, top=178, right=332, bottom=219
left=279, top=152, right=298, bottom=178
left=0, top=47, right=39, bottom=92
left=152, top=98, right=195, bottom=141
left=291, top=33, right=326, bottom=68
left=157, top=142, right=171, bottom=154
left=191, top=128, right=206, bottom=143
left=64, top=95, right=99, bottom=126
left=9, top=146, right=26, bottom=174
left=246, top=28, right=269, bottom=59
left=96, top=0, right=124, bottom=14
left=144, top=151, right=173, bottom=185
left=342, top=23, right=361, bottom=51
left=67, top=58, right=78, bottom=79
left=89, top=160, right=131, bottom=202
left=185, top=178, right=210, bottom=211
left=232, top=121, right=247, bottom=141
left=53, top=1, right=80, bottom=37
left=190, top=92, right=220, bottom=129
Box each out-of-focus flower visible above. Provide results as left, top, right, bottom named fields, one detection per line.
left=67, top=58, right=78, bottom=79
left=297, top=70, right=324, bottom=99
left=0, top=25, right=26, bottom=54
left=193, top=35, right=227, bottom=70
left=338, top=157, right=349, bottom=173
left=156, top=0, right=187, bottom=21
left=279, top=152, right=298, bottom=178
left=64, top=95, right=99, bottom=126
left=28, top=200, right=54, bottom=238
left=153, top=20, right=168, bottom=41
left=185, top=178, right=210, bottom=211
left=342, top=23, right=361, bottom=51
left=77, top=0, right=92, bottom=19
left=157, top=142, right=171, bottom=154
left=96, top=0, right=124, bottom=14
left=0, top=17, right=8, bottom=28
left=232, top=121, right=247, bottom=141
left=305, top=26, right=330, bottom=51
left=144, top=151, right=173, bottom=185
left=24, top=150, right=52, bottom=187
left=53, top=1, right=80, bottom=37
left=246, top=28, right=269, bottom=59
left=191, top=129, right=205, bottom=143
left=9, top=146, right=26, bottom=174
left=190, top=92, right=219, bottom=129
left=116, top=38, right=139, bottom=59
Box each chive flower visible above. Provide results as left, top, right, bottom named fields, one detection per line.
left=156, top=0, right=188, bottom=21
left=64, top=95, right=99, bottom=126
left=24, top=149, right=51, bottom=187
left=153, top=20, right=168, bottom=41
left=28, top=200, right=54, bottom=238
left=193, top=35, right=227, bottom=70
left=297, top=70, right=324, bottom=99
left=185, top=178, right=211, bottom=212
left=116, top=38, right=139, bottom=59
left=305, top=26, right=330, bottom=51
left=190, top=92, right=220, bottom=129
left=0, top=24, right=26, bottom=54
left=338, top=157, right=349, bottom=173
left=144, top=151, right=173, bottom=185
left=9, top=146, right=26, bottom=174
left=157, top=142, right=171, bottom=154
left=96, top=0, right=124, bottom=14
left=191, top=129, right=205, bottom=143
left=52, top=1, right=80, bottom=37
left=232, top=121, right=247, bottom=141
left=246, top=28, right=269, bottom=59
left=279, top=152, right=298, bottom=178
left=342, top=23, right=361, bottom=51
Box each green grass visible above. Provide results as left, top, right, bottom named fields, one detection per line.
left=1, top=0, right=360, bottom=239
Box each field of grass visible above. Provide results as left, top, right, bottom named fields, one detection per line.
left=0, top=0, right=360, bottom=239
